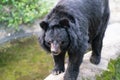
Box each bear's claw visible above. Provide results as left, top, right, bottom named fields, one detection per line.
left=52, top=68, right=64, bottom=75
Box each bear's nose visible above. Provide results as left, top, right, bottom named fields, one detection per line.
left=50, top=41, right=61, bottom=55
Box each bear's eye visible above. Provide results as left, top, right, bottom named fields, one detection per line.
left=47, top=41, right=52, bottom=45
left=61, top=41, right=65, bottom=45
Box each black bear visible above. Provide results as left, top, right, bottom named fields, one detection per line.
left=39, top=0, right=110, bottom=80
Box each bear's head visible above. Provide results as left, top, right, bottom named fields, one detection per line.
left=39, top=19, right=70, bottom=55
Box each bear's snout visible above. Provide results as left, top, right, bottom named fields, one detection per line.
left=51, top=42, right=61, bottom=55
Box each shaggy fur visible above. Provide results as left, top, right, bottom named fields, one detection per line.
left=39, top=0, right=110, bottom=80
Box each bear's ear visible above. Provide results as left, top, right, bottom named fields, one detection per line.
left=59, top=19, right=69, bottom=28
left=39, top=21, right=48, bottom=31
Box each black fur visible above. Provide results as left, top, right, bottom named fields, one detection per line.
left=39, top=0, right=110, bottom=80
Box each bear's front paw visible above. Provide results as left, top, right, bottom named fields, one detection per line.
left=52, top=68, right=64, bottom=75
left=64, top=70, right=78, bottom=80
left=90, top=55, right=101, bottom=64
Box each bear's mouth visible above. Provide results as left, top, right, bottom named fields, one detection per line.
left=52, top=52, right=60, bottom=56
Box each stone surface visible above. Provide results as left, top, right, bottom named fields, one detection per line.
left=109, top=0, right=120, bottom=23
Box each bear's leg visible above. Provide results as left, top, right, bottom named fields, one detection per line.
left=90, top=11, right=110, bottom=65
left=64, top=53, right=84, bottom=80
left=52, top=52, right=65, bottom=75
left=90, top=34, right=103, bottom=64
